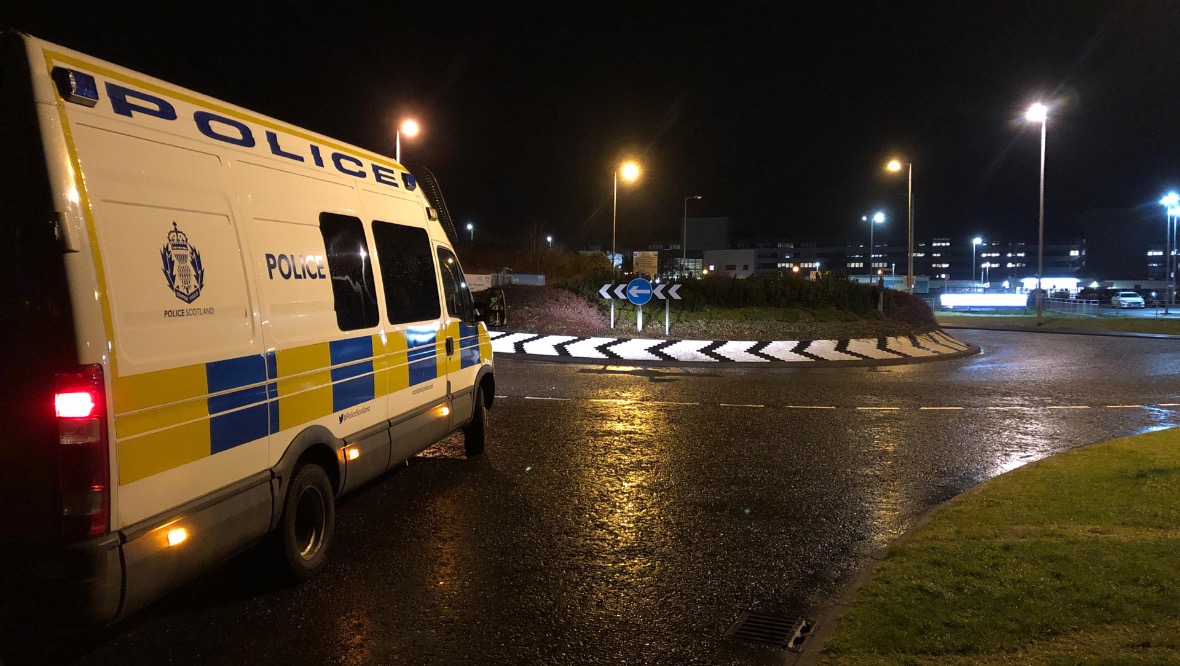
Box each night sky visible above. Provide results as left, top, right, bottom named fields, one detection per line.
left=7, top=2, right=1180, bottom=250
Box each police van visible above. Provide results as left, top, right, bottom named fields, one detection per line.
left=0, top=32, right=495, bottom=627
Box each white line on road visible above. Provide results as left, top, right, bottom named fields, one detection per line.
left=856, top=407, right=901, bottom=411
left=919, top=406, right=965, bottom=410
left=1105, top=405, right=1143, bottom=409
left=1047, top=405, right=1091, bottom=409
left=524, top=396, right=570, bottom=401
left=721, top=403, right=765, bottom=408
left=786, top=405, right=837, bottom=409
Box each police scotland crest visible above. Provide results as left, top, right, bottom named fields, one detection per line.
left=161, top=222, right=204, bottom=303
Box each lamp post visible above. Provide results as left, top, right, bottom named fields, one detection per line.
left=611, top=160, right=641, bottom=328
left=1162, top=193, right=1179, bottom=314
left=546, top=235, right=553, bottom=250
left=396, top=118, right=419, bottom=164
left=1026, top=102, right=1049, bottom=326
left=466, top=222, right=474, bottom=243
left=886, top=159, right=914, bottom=293
left=683, top=195, right=702, bottom=278
left=863, top=211, right=885, bottom=276
left=971, top=237, right=983, bottom=289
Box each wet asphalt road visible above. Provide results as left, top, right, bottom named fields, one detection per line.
left=24, top=330, right=1180, bottom=665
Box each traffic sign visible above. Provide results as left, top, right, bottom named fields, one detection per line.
left=626, top=278, right=653, bottom=306
left=600, top=282, right=682, bottom=301
left=652, top=283, right=682, bottom=300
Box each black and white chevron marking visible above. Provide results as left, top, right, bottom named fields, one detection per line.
left=487, top=330, right=973, bottom=364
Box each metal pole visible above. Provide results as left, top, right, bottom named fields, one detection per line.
left=683, top=198, right=688, bottom=278
left=396, top=130, right=401, bottom=164
left=1035, top=117, right=1046, bottom=326
left=906, top=163, right=914, bottom=294
left=665, top=297, right=670, bottom=336
left=972, top=242, right=977, bottom=289
left=611, top=170, right=617, bottom=329
left=1166, top=211, right=1172, bottom=315
left=869, top=220, right=874, bottom=276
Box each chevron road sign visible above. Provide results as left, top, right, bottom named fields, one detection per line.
left=652, top=283, right=682, bottom=300
left=600, top=282, right=682, bottom=300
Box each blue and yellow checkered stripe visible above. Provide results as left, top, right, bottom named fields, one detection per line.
left=113, top=325, right=491, bottom=486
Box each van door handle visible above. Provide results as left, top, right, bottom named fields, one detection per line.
left=446, top=337, right=455, bottom=356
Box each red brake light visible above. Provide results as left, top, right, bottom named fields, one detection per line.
left=54, top=365, right=110, bottom=540
left=55, top=391, right=97, bottom=418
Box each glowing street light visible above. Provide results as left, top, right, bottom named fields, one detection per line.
left=862, top=211, right=886, bottom=276
left=610, top=160, right=642, bottom=328
left=396, top=118, right=420, bottom=164
left=683, top=195, right=702, bottom=278
left=1160, top=192, right=1180, bottom=313
left=972, top=236, right=983, bottom=288
left=466, top=222, right=474, bottom=243
left=546, top=234, right=553, bottom=250
left=886, top=159, right=915, bottom=292
left=1025, top=101, right=1049, bottom=325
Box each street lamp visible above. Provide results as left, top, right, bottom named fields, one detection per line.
left=546, top=235, right=553, bottom=250
left=1160, top=192, right=1179, bottom=313
left=1025, top=102, right=1049, bottom=326
left=972, top=236, right=983, bottom=288
left=611, top=160, right=642, bottom=328
left=683, top=195, right=702, bottom=278
left=396, top=118, right=419, bottom=164
left=862, top=211, right=885, bottom=276
left=466, top=222, right=474, bottom=243
left=886, top=159, right=914, bottom=293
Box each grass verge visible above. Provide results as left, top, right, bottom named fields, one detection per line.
left=822, top=427, right=1180, bottom=665
left=935, top=311, right=1180, bottom=336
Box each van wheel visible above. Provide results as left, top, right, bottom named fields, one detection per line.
left=278, top=463, right=335, bottom=581
left=464, top=387, right=488, bottom=457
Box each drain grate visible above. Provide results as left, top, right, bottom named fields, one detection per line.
left=724, top=612, right=816, bottom=651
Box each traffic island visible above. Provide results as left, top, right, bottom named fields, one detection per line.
left=805, top=427, right=1180, bottom=665
left=487, top=329, right=977, bottom=366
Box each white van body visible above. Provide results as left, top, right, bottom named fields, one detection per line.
left=0, top=32, right=494, bottom=626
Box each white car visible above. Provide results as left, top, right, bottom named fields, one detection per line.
left=1112, top=291, right=1145, bottom=308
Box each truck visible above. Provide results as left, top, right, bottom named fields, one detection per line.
left=0, top=31, right=495, bottom=628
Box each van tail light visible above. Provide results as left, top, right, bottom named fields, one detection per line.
left=54, top=365, right=110, bottom=540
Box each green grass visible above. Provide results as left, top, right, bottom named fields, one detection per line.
left=822, top=428, right=1180, bottom=665
left=935, top=310, right=1180, bottom=336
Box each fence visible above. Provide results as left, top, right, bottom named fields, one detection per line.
left=1043, top=298, right=1099, bottom=316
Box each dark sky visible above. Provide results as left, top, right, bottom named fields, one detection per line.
left=7, top=2, right=1180, bottom=250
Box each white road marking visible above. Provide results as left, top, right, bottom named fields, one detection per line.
left=1105, top=405, right=1143, bottom=409
left=786, top=405, right=837, bottom=409
left=920, top=406, right=964, bottom=410
left=1047, top=405, right=1090, bottom=409
left=524, top=396, right=570, bottom=401
left=856, top=407, right=901, bottom=411
left=721, top=403, right=765, bottom=408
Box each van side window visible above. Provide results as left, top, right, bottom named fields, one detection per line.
left=318, top=212, right=379, bottom=331
left=436, top=248, right=473, bottom=323
left=371, top=221, right=441, bottom=324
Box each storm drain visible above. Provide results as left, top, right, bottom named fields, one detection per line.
left=724, top=612, right=816, bottom=651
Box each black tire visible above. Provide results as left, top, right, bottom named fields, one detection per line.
left=277, top=463, right=335, bottom=581
left=463, top=386, right=488, bottom=457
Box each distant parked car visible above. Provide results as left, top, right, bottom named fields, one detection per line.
left=1111, top=291, right=1145, bottom=308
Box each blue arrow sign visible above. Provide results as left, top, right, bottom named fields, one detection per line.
left=626, top=278, right=653, bottom=306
